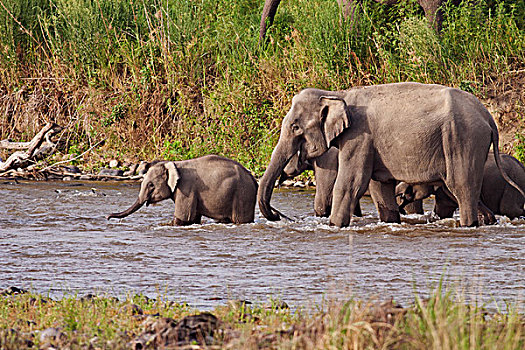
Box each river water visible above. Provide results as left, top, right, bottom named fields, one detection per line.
left=1, top=180, right=524, bottom=309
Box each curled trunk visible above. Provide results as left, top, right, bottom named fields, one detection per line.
left=107, top=198, right=144, bottom=219
left=258, top=143, right=292, bottom=221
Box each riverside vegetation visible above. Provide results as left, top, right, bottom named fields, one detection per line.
left=1, top=284, right=524, bottom=349
left=0, top=0, right=524, bottom=176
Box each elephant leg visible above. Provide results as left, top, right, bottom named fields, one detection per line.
left=499, top=185, right=525, bottom=220
left=403, top=200, right=424, bottom=215
left=330, top=177, right=368, bottom=227
left=314, top=188, right=332, bottom=217
left=369, top=180, right=401, bottom=223
left=173, top=191, right=199, bottom=225
left=444, top=183, right=480, bottom=226
left=329, top=142, right=373, bottom=227
left=434, top=186, right=458, bottom=219
left=174, top=215, right=201, bottom=226
left=353, top=201, right=363, bottom=217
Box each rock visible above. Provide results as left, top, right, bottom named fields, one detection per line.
left=62, top=165, right=81, bottom=174
left=98, top=168, right=124, bottom=177
left=280, top=180, right=295, bottom=187
left=1, top=286, right=27, bottom=295
left=63, top=176, right=72, bottom=181
left=39, top=327, right=65, bottom=343
left=109, top=159, right=119, bottom=168
left=79, top=175, right=91, bottom=180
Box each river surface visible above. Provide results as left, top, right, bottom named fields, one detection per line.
left=1, top=180, right=524, bottom=309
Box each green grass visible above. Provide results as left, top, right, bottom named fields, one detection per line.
left=0, top=0, right=524, bottom=174
left=1, top=286, right=523, bottom=349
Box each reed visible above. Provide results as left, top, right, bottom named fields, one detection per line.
left=0, top=0, right=524, bottom=173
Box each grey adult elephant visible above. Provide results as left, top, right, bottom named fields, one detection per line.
left=107, top=155, right=257, bottom=225
left=280, top=146, right=424, bottom=217
left=257, top=82, right=524, bottom=227
left=259, top=0, right=454, bottom=42
left=397, top=152, right=525, bottom=220
left=279, top=147, right=363, bottom=217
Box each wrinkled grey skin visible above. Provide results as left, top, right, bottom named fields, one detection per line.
left=258, top=82, right=522, bottom=227
left=280, top=147, right=363, bottom=217
left=280, top=147, right=424, bottom=217
left=107, top=155, right=257, bottom=225
left=397, top=153, right=525, bottom=221
left=259, top=0, right=457, bottom=42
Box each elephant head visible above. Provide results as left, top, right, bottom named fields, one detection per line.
left=278, top=150, right=312, bottom=184
left=258, top=88, right=351, bottom=220
left=107, top=162, right=180, bottom=219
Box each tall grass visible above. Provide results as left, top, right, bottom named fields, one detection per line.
left=0, top=0, right=524, bottom=173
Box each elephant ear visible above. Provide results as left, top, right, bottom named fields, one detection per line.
left=319, top=96, right=351, bottom=148
left=164, top=162, right=180, bottom=193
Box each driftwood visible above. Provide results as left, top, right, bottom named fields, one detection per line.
left=0, top=122, right=63, bottom=173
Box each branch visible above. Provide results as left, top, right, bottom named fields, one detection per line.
left=38, top=139, right=105, bottom=172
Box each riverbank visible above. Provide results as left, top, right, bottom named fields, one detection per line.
left=1, top=286, right=523, bottom=349
left=1, top=1, right=524, bottom=176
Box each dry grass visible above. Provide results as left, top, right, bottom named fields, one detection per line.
left=0, top=0, right=524, bottom=174
left=1, top=286, right=523, bottom=349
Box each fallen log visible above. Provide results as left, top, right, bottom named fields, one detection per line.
left=0, top=122, right=63, bottom=173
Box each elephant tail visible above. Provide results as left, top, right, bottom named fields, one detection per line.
left=490, top=125, right=525, bottom=201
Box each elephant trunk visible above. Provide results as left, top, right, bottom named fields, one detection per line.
left=258, top=143, right=292, bottom=221
left=106, top=198, right=144, bottom=220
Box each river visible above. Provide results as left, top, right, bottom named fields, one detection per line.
left=1, top=180, right=523, bottom=309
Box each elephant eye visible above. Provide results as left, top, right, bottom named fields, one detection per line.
left=291, top=124, right=300, bottom=132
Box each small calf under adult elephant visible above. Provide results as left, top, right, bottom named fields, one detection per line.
left=107, top=155, right=257, bottom=225
left=258, top=82, right=524, bottom=227
left=280, top=146, right=424, bottom=218
left=397, top=152, right=525, bottom=221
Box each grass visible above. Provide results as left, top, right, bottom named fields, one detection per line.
left=0, top=0, right=524, bottom=174
left=0, top=285, right=523, bottom=349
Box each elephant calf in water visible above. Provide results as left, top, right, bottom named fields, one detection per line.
left=107, top=155, right=258, bottom=225
left=396, top=153, right=525, bottom=222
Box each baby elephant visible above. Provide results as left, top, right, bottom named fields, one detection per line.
left=107, top=155, right=257, bottom=225
left=396, top=153, right=525, bottom=221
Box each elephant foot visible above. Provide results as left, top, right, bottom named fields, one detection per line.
left=329, top=215, right=350, bottom=228
left=464, top=220, right=480, bottom=227
left=173, top=217, right=201, bottom=226
left=377, top=204, right=401, bottom=223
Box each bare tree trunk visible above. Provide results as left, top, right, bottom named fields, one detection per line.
left=259, top=0, right=282, bottom=43
left=0, top=122, right=62, bottom=172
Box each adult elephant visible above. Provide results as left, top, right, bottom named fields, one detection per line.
left=257, top=82, right=524, bottom=227
left=280, top=146, right=424, bottom=217
left=259, top=0, right=455, bottom=42
left=397, top=152, right=525, bottom=220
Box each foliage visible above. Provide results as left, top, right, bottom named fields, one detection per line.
left=514, top=132, right=525, bottom=163
left=0, top=0, right=524, bottom=174
left=1, top=286, right=523, bottom=349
